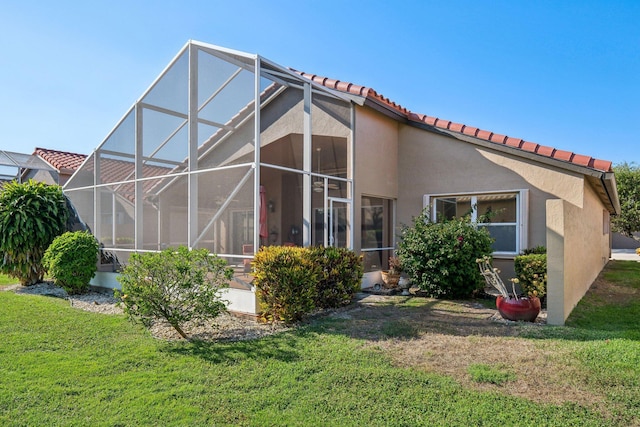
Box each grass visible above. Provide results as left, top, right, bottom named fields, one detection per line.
left=467, top=364, right=515, bottom=385
left=1, top=261, right=639, bottom=426
left=0, top=273, right=17, bottom=287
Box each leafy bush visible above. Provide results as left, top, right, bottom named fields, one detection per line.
left=253, top=246, right=363, bottom=323
left=43, top=231, right=99, bottom=294
left=0, top=180, right=69, bottom=285
left=514, top=253, right=547, bottom=298
left=115, top=246, right=232, bottom=339
left=308, top=246, right=363, bottom=309
left=397, top=209, right=493, bottom=298
left=253, top=246, right=318, bottom=323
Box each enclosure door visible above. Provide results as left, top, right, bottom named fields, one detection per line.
left=313, top=198, right=350, bottom=248
left=231, top=210, right=254, bottom=255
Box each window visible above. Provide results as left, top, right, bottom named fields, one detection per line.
left=426, top=190, right=528, bottom=256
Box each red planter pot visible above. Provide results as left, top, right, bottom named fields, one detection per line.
left=496, top=296, right=541, bottom=322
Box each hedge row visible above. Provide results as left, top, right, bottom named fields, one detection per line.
left=253, top=246, right=363, bottom=323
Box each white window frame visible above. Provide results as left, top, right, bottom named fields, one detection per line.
left=424, top=189, right=528, bottom=257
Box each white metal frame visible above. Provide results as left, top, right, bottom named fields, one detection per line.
left=63, top=40, right=356, bottom=260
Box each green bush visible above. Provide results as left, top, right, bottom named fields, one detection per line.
left=514, top=253, right=547, bottom=298
left=308, top=246, right=363, bottom=309
left=0, top=180, right=69, bottom=285
left=522, top=245, right=547, bottom=255
left=397, top=209, right=494, bottom=298
left=253, top=246, right=318, bottom=323
left=253, top=246, right=363, bottom=323
left=43, top=231, right=99, bottom=294
left=115, top=246, right=232, bottom=339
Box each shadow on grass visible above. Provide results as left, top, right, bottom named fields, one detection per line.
left=304, top=294, right=523, bottom=342
left=305, top=261, right=640, bottom=343
left=163, top=330, right=304, bottom=364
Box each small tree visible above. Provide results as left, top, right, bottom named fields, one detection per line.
left=397, top=209, right=493, bottom=298
left=116, top=246, right=233, bottom=339
left=612, top=162, right=640, bottom=239
left=43, top=231, right=99, bottom=295
left=0, top=180, right=69, bottom=285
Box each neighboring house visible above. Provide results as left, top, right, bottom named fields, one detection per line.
left=62, top=40, right=619, bottom=325
left=27, top=147, right=87, bottom=185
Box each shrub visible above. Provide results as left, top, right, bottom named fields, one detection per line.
left=397, top=209, right=494, bottom=298
left=308, top=246, right=363, bottom=309
left=43, top=231, right=99, bottom=294
left=522, top=245, right=546, bottom=255
left=115, top=246, right=232, bottom=339
left=0, top=180, right=69, bottom=285
left=514, top=253, right=547, bottom=298
left=253, top=246, right=318, bottom=323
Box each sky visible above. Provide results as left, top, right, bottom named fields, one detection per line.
left=1, top=0, right=638, bottom=166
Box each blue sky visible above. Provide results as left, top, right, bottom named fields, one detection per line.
left=1, top=0, right=638, bottom=165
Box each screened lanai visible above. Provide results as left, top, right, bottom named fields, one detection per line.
left=0, top=150, right=55, bottom=183
left=64, top=41, right=354, bottom=292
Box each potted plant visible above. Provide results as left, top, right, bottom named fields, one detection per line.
left=476, top=256, right=541, bottom=322
left=381, top=256, right=402, bottom=289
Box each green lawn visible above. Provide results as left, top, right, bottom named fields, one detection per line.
left=0, top=273, right=17, bottom=287
left=1, top=261, right=639, bottom=426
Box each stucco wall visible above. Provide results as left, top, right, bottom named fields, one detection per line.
left=353, top=107, right=399, bottom=253
left=397, top=125, right=585, bottom=251
left=547, top=181, right=611, bottom=325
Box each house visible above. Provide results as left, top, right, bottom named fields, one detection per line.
left=29, top=148, right=87, bottom=185
left=61, top=40, right=619, bottom=325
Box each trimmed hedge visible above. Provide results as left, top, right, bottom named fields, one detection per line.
left=309, top=246, right=364, bottom=309
left=43, top=231, right=99, bottom=295
left=514, top=253, right=547, bottom=298
left=253, top=246, right=363, bottom=323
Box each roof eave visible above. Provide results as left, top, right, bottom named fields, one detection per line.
left=409, top=121, right=620, bottom=213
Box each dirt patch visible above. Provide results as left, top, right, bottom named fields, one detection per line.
left=320, top=293, right=604, bottom=408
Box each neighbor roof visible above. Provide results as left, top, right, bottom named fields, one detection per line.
left=293, top=71, right=613, bottom=173
left=35, top=147, right=87, bottom=173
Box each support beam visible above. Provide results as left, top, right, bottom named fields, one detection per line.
left=188, top=43, right=199, bottom=248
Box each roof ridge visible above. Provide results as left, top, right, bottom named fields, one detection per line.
left=34, top=147, right=88, bottom=158
left=293, top=71, right=612, bottom=173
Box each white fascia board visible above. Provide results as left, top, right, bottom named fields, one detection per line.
left=258, top=56, right=354, bottom=104
left=190, top=40, right=258, bottom=61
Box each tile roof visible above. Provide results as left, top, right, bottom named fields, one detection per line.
left=34, top=147, right=87, bottom=172
left=34, top=147, right=172, bottom=199
left=293, top=71, right=613, bottom=173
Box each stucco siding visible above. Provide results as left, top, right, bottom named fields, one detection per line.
left=353, top=107, right=399, bottom=253
left=546, top=181, right=610, bottom=325
left=354, top=107, right=399, bottom=199
left=397, top=125, right=584, bottom=251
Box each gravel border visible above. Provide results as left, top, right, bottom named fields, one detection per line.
left=2, top=282, right=289, bottom=342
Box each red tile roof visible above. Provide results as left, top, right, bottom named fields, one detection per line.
left=293, top=71, right=613, bottom=173
left=34, top=148, right=172, bottom=198
left=34, top=147, right=87, bottom=172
